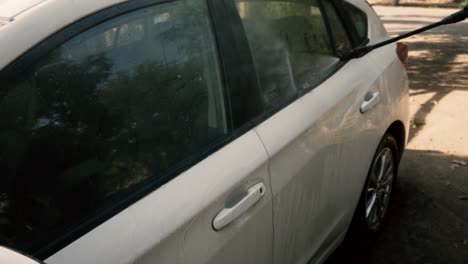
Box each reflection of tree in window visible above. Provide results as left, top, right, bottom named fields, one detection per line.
left=116, top=20, right=145, bottom=46
left=0, top=0, right=226, bottom=257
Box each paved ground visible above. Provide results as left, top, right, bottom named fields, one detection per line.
left=368, top=0, right=461, bottom=8
left=327, top=6, right=468, bottom=264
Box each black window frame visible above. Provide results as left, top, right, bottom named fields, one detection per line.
left=318, top=0, right=353, bottom=57
left=208, top=0, right=264, bottom=129
left=0, top=0, right=261, bottom=259
left=331, top=0, right=370, bottom=47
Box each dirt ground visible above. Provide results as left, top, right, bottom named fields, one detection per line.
left=327, top=6, right=468, bottom=264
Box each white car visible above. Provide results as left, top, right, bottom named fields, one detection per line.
left=0, top=0, right=409, bottom=263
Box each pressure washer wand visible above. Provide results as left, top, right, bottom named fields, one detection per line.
left=341, top=5, right=467, bottom=61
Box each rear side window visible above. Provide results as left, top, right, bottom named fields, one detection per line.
left=343, top=2, right=368, bottom=44
left=235, top=0, right=341, bottom=110
left=321, top=1, right=352, bottom=56
left=0, top=0, right=227, bottom=257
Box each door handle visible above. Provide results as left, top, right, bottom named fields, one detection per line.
left=360, top=91, right=380, bottom=113
left=213, top=183, right=265, bottom=231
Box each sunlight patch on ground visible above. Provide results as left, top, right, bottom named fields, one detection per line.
left=410, top=89, right=468, bottom=156
left=450, top=54, right=468, bottom=74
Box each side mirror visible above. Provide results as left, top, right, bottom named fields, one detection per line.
left=0, top=246, right=44, bottom=264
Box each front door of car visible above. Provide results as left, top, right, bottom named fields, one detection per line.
left=234, top=0, right=384, bottom=263
left=0, top=0, right=273, bottom=263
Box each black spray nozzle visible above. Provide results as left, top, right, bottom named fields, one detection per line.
left=440, top=4, right=468, bottom=24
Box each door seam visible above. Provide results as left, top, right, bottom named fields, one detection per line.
left=253, top=127, right=276, bottom=264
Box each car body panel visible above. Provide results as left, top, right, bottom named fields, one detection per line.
left=0, top=246, right=41, bottom=264
left=0, top=0, right=409, bottom=263
left=45, top=130, right=273, bottom=264
left=0, top=0, right=47, bottom=20
left=252, top=2, right=409, bottom=262
left=367, top=44, right=410, bottom=145
left=254, top=55, right=391, bottom=264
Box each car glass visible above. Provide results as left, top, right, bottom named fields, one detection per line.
left=0, top=0, right=227, bottom=257
left=235, top=0, right=341, bottom=111
left=343, top=1, right=369, bottom=44
left=321, top=0, right=352, bottom=55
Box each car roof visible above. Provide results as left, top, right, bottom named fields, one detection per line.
left=0, top=0, right=47, bottom=22
left=0, top=0, right=131, bottom=70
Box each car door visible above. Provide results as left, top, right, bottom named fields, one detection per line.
left=234, top=0, right=388, bottom=263
left=0, top=0, right=273, bottom=263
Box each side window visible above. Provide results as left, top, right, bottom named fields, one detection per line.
left=0, top=0, right=227, bottom=257
left=235, top=0, right=340, bottom=110
left=321, top=1, right=352, bottom=56
left=343, top=2, right=369, bottom=44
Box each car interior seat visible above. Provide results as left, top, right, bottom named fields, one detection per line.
left=240, top=18, right=297, bottom=110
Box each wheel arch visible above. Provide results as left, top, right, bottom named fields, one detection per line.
left=385, top=120, right=406, bottom=159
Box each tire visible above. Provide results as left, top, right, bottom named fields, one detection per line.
left=349, top=133, right=400, bottom=237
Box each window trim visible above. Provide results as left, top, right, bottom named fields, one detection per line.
left=0, top=0, right=257, bottom=259
left=330, top=0, right=359, bottom=46
left=318, top=0, right=354, bottom=57
left=317, top=0, right=341, bottom=57
left=331, top=0, right=370, bottom=47
left=208, top=0, right=264, bottom=129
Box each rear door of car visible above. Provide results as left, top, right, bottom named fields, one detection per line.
left=234, top=0, right=388, bottom=263
left=0, top=0, right=273, bottom=263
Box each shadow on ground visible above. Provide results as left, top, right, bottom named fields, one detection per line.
left=326, top=149, right=468, bottom=264
left=381, top=13, right=468, bottom=141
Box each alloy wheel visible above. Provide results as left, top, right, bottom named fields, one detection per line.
left=365, top=147, right=394, bottom=230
